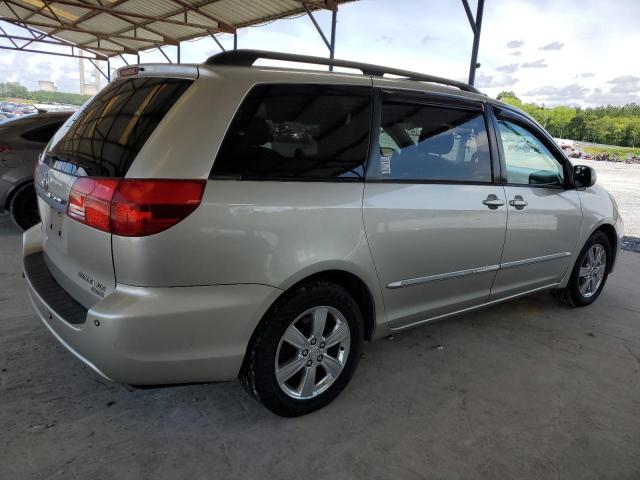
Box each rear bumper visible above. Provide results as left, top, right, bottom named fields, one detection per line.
left=23, top=224, right=282, bottom=385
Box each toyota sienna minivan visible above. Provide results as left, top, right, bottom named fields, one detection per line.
left=23, top=50, right=624, bottom=416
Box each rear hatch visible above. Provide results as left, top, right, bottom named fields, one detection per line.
left=35, top=74, right=194, bottom=309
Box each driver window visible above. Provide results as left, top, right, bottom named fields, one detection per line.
left=372, top=101, right=492, bottom=182
left=497, top=119, right=564, bottom=186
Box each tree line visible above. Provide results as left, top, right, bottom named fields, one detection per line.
left=0, top=82, right=91, bottom=106
left=497, top=91, right=640, bottom=148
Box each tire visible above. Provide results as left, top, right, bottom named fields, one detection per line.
left=9, top=182, right=39, bottom=230
left=554, top=231, right=611, bottom=307
left=239, top=281, right=364, bottom=417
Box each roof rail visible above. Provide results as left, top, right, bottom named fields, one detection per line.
left=205, top=49, right=482, bottom=95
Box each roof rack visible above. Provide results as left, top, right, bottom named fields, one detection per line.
left=205, top=49, right=482, bottom=95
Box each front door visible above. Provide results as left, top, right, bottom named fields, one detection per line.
left=490, top=110, right=582, bottom=299
left=363, top=89, right=507, bottom=329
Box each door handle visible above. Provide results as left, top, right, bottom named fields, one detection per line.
left=509, top=195, right=528, bottom=210
left=482, top=194, right=505, bottom=210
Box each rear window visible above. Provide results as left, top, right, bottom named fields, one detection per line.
left=46, top=77, right=192, bottom=177
left=211, top=84, right=372, bottom=180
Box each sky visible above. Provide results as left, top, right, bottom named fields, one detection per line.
left=1, top=0, right=639, bottom=107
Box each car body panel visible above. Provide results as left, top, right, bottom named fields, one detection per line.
left=363, top=182, right=508, bottom=328
left=21, top=59, right=624, bottom=387
left=490, top=186, right=582, bottom=298
left=24, top=222, right=282, bottom=384
left=112, top=180, right=390, bottom=339
left=36, top=165, right=116, bottom=309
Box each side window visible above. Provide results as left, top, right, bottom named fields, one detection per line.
left=21, top=121, right=65, bottom=143
left=212, top=84, right=371, bottom=180
left=497, top=119, right=565, bottom=186
left=371, top=100, right=492, bottom=182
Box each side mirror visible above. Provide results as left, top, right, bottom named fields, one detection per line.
left=574, top=164, right=596, bottom=188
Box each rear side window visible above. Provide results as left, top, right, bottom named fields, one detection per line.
left=371, top=101, right=492, bottom=183
left=47, top=77, right=192, bottom=177
left=211, top=84, right=372, bottom=180
left=21, top=120, right=66, bottom=143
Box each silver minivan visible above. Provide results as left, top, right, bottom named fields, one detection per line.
left=23, top=50, right=624, bottom=416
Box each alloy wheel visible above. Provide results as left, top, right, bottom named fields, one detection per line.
left=275, top=306, right=351, bottom=400
left=578, top=244, right=606, bottom=298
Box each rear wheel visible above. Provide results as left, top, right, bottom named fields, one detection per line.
left=240, top=281, right=363, bottom=417
left=9, top=182, right=39, bottom=230
left=555, top=231, right=611, bottom=307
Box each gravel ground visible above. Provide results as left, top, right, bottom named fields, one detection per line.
left=577, top=159, right=640, bottom=244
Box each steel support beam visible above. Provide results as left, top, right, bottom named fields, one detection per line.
left=88, top=58, right=109, bottom=83
left=155, top=44, right=173, bottom=63
left=304, top=3, right=338, bottom=71
left=0, top=44, right=105, bottom=60
left=463, top=0, right=485, bottom=86
left=233, top=32, right=237, bottom=50
left=329, top=9, right=337, bottom=71
left=210, top=33, right=225, bottom=51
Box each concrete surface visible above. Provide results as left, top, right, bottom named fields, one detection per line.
left=2, top=209, right=640, bottom=479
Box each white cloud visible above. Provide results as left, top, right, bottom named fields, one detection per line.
left=539, top=41, right=564, bottom=51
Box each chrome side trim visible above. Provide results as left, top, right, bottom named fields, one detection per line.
left=386, top=264, right=499, bottom=289
left=386, top=252, right=572, bottom=289
left=499, top=251, right=571, bottom=270
left=390, top=283, right=560, bottom=331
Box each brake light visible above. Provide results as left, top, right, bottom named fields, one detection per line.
left=67, top=178, right=205, bottom=236
left=0, top=144, right=12, bottom=154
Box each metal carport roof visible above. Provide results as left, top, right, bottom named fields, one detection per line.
left=0, top=0, right=486, bottom=86
left=0, top=0, right=351, bottom=60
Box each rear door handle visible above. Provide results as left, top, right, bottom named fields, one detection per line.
left=482, top=194, right=505, bottom=210
left=509, top=195, right=528, bottom=210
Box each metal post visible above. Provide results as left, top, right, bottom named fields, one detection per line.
left=233, top=33, right=237, bottom=50
left=137, top=53, right=140, bottom=64
left=107, top=59, right=110, bottom=82
left=468, top=0, right=485, bottom=86
left=177, top=44, right=181, bottom=63
left=329, top=9, right=337, bottom=71
left=211, top=33, right=225, bottom=51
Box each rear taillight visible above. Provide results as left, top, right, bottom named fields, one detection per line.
left=67, top=178, right=205, bottom=236
left=0, top=144, right=12, bottom=154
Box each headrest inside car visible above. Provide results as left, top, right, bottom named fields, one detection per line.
left=240, top=117, right=272, bottom=146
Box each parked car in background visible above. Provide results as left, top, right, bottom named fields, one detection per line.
left=1, top=111, right=72, bottom=229
left=22, top=51, right=623, bottom=416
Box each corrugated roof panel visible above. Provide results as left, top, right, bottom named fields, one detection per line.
left=78, top=13, right=137, bottom=34
left=84, top=40, right=127, bottom=52
left=0, top=0, right=354, bottom=58
left=116, top=0, right=183, bottom=18
left=54, top=30, right=97, bottom=45
left=146, top=21, right=206, bottom=39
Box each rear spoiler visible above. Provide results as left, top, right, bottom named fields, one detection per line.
left=114, top=63, right=199, bottom=80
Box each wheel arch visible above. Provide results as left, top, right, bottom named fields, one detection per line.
left=594, top=223, right=617, bottom=272
left=255, top=268, right=379, bottom=345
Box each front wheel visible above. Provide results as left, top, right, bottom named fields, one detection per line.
left=240, top=281, right=363, bottom=417
left=554, top=231, right=611, bottom=307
